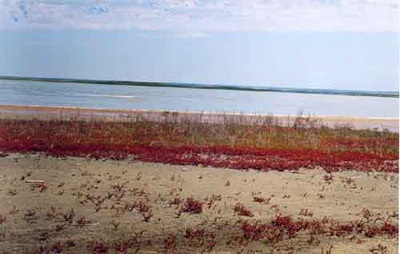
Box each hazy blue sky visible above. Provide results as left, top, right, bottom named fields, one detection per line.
left=0, top=1, right=398, bottom=91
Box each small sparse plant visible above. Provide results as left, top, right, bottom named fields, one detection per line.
left=114, top=242, right=129, bottom=254
left=253, top=196, right=270, bottom=204
left=234, top=203, right=254, bottom=217
left=76, top=216, right=91, bottom=227
left=369, top=244, right=388, bottom=254
left=181, top=198, right=203, bottom=214
left=164, top=234, right=177, bottom=253
left=299, top=208, right=314, bottom=217
left=169, top=197, right=182, bottom=206
left=63, top=209, right=75, bottom=223
left=0, top=215, right=6, bottom=224
left=323, top=174, right=334, bottom=184
left=90, top=241, right=109, bottom=254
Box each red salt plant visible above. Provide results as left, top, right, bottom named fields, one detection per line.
left=0, top=215, right=6, bottom=224
left=181, top=198, right=203, bottom=214
left=114, top=242, right=129, bottom=254
left=126, top=231, right=144, bottom=250
left=321, top=245, right=334, bottom=254
left=125, top=202, right=136, bottom=212
left=253, top=196, right=270, bottom=204
left=63, top=209, right=75, bottom=223
left=270, top=214, right=298, bottom=238
left=91, top=241, right=109, bottom=254
left=141, top=210, right=153, bottom=222
left=307, top=220, right=326, bottom=235
left=76, top=216, right=91, bottom=227
left=64, top=239, right=76, bottom=247
left=329, top=223, right=354, bottom=237
left=361, top=208, right=372, bottom=221
left=241, top=222, right=268, bottom=241
left=364, top=226, right=380, bottom=238
left=380, top=222, right=398, bottom=238
left=184, top=228, right=205, bottom=243
left=234, top=203, right=254, bottom=217
left=323, top=174, right=334, bottom=184
left=169, top=197, right=182, bottom=206
left=112, top=182, right=128, bottom=192
left=307, top=235, right=320, bottom=245
left=114, top=191, right=125, bottom=202
left=38, top=182, right=48, bottom=192
left=164, top=234, right=177, bottom=253
left=205, top=194, right=221, bottom=208
left=137, top=201, right=151, bottom=213
left=126, top=200, right=153, bottom=221
left=350, top=220, right=365, bottom=234
left=299, top=208, right=314, bottom=217
left=204, top=239, right=217, bottom=252
left=369, top=244, right=388, bottom=254
left=50, top=241, right=63, bottom=253
left=55, top=224, right=66, bottom=232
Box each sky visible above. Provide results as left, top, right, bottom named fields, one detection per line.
left=0, top=0, right=398, bottom=92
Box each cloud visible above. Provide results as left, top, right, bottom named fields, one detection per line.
left=0, top=0, right=398, bottom=32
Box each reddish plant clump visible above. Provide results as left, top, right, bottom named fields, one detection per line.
left=164, top=234, right=177, bottom=253
left=184, top=228, right=205, bottom=243
left=76, top=216, right=91, bottom=227
left=90, top=241, right=109, bottom=254
left=299, top=208, right=314, bottom=217
left=64, top=240, right=76, bottom=247
left=181, top=198, right=204, bottom=214
left=169, top=197, right=182, bottom=206
left=50, top=241, right=63, bottom=253
left=0, top=215, right=6, bottom=224
left=234, top=203, right=254, bottom=217
left=114, top=242, right=129, bottom=254
left=241, top=222, right=268, bottom=241
left=253, top=196, right=270, bottom=204
left=380, top=222, right=398, bottom=238
left=323, top=174, right=334, bottom=184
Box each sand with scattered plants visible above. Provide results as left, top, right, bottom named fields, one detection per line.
left=0, top=153, right=398, bottom=253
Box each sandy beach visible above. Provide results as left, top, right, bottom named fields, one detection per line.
left=0, top=153, right=398, bottom=253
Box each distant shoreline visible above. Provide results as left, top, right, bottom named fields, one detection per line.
left=1, top=75, right=398, bottom=98
left=0, top=104, right=398, bottom=132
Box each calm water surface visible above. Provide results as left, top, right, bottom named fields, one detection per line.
left=0, top=80, right=398, bottom=118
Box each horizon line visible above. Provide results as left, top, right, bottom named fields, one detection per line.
left=0, top=75, right=398, bottom=98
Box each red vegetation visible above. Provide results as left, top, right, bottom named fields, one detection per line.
left=0, top=215, right=6, bottom=224
left=184, top=228, right=205, bottom=242
left=181, top=198, right=203, bottom=214
left=114, top=243, right=129, bottom=254
left=90, top=241, right=109, bottom=254
left=169, top=197, right=182, bottom=206
left=253, top=196, right=270, bottom=204
left=238, top=214, right=398, bottom=245
left=299, top=208, right=314, bottom=217
left=164, top=234, right=177, bottom=253
left=323, top=174, right=334, bottom=184
left=76, top=216, right=91, bottom=227
left=234, top=203, right=254, bottom=217
left=0, top=118, right=397, bottom=173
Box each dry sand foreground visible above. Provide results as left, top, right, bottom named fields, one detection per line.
left=0, top=154, right=397, bottom=253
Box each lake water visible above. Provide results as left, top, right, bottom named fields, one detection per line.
left=0, top=79, right=398, bottom=118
